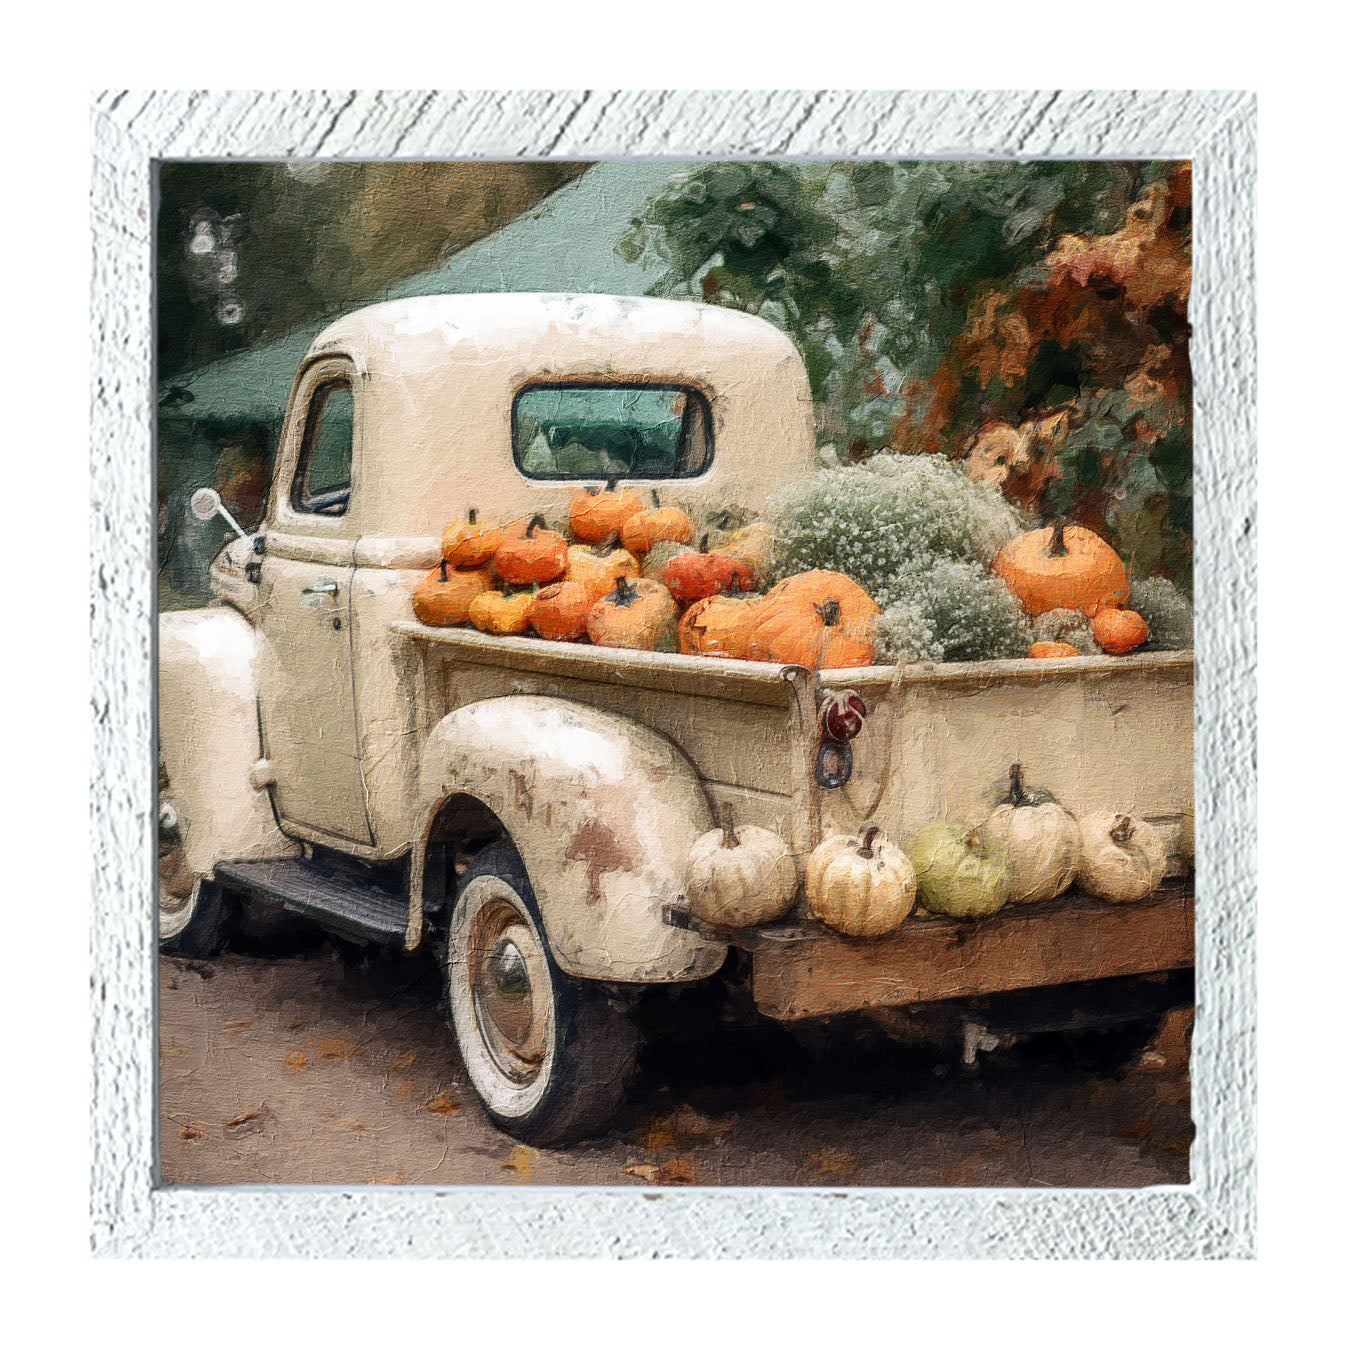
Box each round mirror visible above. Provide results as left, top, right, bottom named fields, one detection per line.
left=189, top=487, right=222, bottom=522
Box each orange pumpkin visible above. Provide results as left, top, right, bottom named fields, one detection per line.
left=1028, top=641, right=1082, bottom=660
left=493, top=514, right=568, bottom=587
left=441, top=508, right=505, bottom=568
left=569, top=480, right=645, bottom=543
left=619, top=491, right=695, bottom=555
left=745, top=570, right=880, bottom=670
left=411, top=560, right=492, bottom=627
left=678, top=594, right=759, bottom=659
left=563, top=533, right=641, bottom=601
left=467, top=588, right=534, bottom=636
left=1091, top=606, right=1149, bottom=655
left=993, top=521, right=1130, bottom=617
left=587, top=576, right=678, bottom=651
left=658, top=534, right=758, bottom=608
left=528, top=580, right=595, bottom=641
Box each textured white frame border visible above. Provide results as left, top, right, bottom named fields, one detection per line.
left=91, top=89, right=1255, bottom=1258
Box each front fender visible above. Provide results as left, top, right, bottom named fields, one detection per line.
left=413, top=695, right=725, bottom=983
left=159, top=607, right=300, bottom=875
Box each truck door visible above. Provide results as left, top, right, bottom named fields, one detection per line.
left=255, top=358, right=373, bottom=845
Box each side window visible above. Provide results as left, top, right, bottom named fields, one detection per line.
left=291, top=379, right=354, bottom=516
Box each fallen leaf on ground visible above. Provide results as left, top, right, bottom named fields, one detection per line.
left=334, top=1116, right=368, bottom=1133
left=502, top=1145, right=538, bottom=1182
left=802, top=1147, right=861, bottom=1183
left=937, top=1162, right=979, bottom=1186
left=316, top=1037, right=352, bottom=1060
left=179, top=1123, right=207, bottom=1142
left=224, top=1109, right=267, bottom=1137
left=393, top=1080, right=418, bottom=1098
left=425, top=1090, right=460, bottom=1115
left=222, top=1018, right=253, bottom=1033
left=622, top=1156, right=702, bottom=1186
left=283, top=1051, right=307, bottom=1069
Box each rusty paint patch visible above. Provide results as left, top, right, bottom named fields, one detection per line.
left=563, top=815, right=644, bottom=906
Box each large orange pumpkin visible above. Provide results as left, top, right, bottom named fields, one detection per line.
left=745, top=570, right=880, bottom=670
left=619, top=491, right=695, bottom=555
left=658, top=535, right=758, bottom=607
left=1028, top=641, right=1081, bottom=660
left=493, top=514, right=568, bottom=587
left=587, top=576, right=678, bottom=651
left=563, top=534, right=641, bottom=601
left=569, top=480, right=644, bottom=543
left=993, top=521, right=1130, bottom=617
left=1091, top=606, right=1149, bottom=655
left=467, top=588, right=534, bottom=636
left=678, top=594, right=759, bottom=659
left=411, top=561, right=492, bottom=627
left=528, top=580, right=595, bottom=641
left=441, top=508, right=505, bottom=568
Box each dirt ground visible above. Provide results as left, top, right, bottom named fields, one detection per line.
left=159, top=933, right=1193, bottom=1189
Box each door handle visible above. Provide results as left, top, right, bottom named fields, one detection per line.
left=301, top=580, right=340, bottom=597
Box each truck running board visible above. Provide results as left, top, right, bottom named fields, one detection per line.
left=213, top=858, right=410, bottom=947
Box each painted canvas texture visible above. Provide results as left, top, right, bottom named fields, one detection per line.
left=157, top=159, right=1194, bottom=1187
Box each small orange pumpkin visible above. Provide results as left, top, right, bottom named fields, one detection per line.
left=528, top=580, right=595, bottom=642
left=745, top=570, right=880, bottom=670
left=993, top=521, right=1130, bottom=617
left=467, top=588, right=534, bottom=636
left=442, top=508, right=505, bottom=568
left=493, top=514, right=568, bottom=587
left=569, top=480, right=645, bottom=543
left=1028, top=641, right=1082, bottom=660
left=619, top=491, right=695, bottom=555
left=1091, top=606, right=1149, bottom=655
left=678, top=594, right=759, bottom=659
left=411, top=560, right=492, bottom=627
left=563, top=533, right=641, bottom=601
left=658, top=534, right=758, bottom=608
left=587, top=576, right=678, bottom=651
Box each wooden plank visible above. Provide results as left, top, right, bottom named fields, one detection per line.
left=747, top=886, right=1194, bottom=1021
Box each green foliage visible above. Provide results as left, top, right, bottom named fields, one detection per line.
left=877, top=560, right=1032, bottom=664
left=1130, top=577, right=1194, bottom=650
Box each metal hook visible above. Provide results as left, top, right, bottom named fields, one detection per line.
left=814, top=736, right=853, bottom=789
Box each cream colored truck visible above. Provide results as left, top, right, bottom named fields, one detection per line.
left=159, top=293, right=1195, bottom=1144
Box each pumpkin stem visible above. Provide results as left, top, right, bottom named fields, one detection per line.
left=964, top=826, right=985, bottom=855
left=816, top=599, right=842, bottom=627
left=650, top=490, right=661, bottom=508
left=719, top=801, right=740, bottom=849
left=526, top=513, right=546, bottom=538
left=1047, top=519, right=1069, bottom=557
left=438, top=559, right=448, bottom=583
left=698, top=533, right=709, bottom=554
left=605, top=477, right=617, bottom=492
left=597, top=530, right=621, bottom=557
left=1110, top=814, right=1134, bottom=846
left=858, top=824, right=881, bottom=859
left=1009, top=763, right=1027, bottom=807
left=467, top=508, right=477, bottom=525
left=612, top=576, right=637, bottom=607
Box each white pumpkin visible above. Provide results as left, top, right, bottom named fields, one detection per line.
left=806, top=825, right=917, bottom=939
left=981, top=764, right=1082, bottom=904
left=1077, top=812, right=1167, bottom=903
left=685, top=803, right=798, bottom=928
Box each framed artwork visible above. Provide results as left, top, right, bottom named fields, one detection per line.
left=92, top=89, right=1255, bottom=1257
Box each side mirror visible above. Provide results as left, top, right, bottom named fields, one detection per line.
left=189, top=486, right=249, bottom=541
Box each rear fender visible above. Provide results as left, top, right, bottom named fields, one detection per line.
left=158, top=607, right=301, bottom=875
left=412, top=695, right=725, bottom=982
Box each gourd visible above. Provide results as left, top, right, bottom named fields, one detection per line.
left=910, top=823, right=1013, bottom=920
left=685, top=803, right=798, bottom=928
left=442, top=508, right=505, bottom=568
left=1091, top=606, right=1150, bottom=655
left=993, top=521, right=1130, bottom=617
left=587, top=576, right=678, bottom=650
left=805, top=825, right=917, bottom=939
left=467, top=588, right=534, bottom=636
left=1028, top=641, right=1082, bottom=659
left=1076, top=812, right=1166, bottom=903
left=745, top=570, right=880, bottom=670
left=980, top=764, right=1081, bottom=904
left=619, top=490, right=695, bottom=555
left=564, top=534, right=640, bottom=601
left=411, top=560, right=493, bottom=627
left=658, top=534, right=758, bottom=607
left=718, top=521, right=775, bottom=578
left=528, top=580, right=595, bottom=641
left=493, top=514, right=568, bottom=587
left=570, top=480, right=644, bottom=543
left=1031, top=607, right=1101, bottom=655
left=678, top=594, right=759, bottom=659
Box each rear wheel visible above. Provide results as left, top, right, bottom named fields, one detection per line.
left=445, top=842, right=638, bottom=1146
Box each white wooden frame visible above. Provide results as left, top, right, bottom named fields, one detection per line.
left=91, top=89, right=1256, bottom=1258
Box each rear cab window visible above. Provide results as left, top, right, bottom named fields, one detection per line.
left=291, top=378, right=354, bottom=516
left=512, top=383, right=712, bottom=480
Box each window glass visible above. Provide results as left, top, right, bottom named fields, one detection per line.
left=513, top=384, right=712, bottom=480
left=292, top=380, right=353, bottom=515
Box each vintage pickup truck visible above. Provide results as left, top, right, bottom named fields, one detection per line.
left=159, top=293, right=1194, bottom=1145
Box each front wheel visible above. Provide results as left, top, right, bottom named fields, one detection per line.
left=445, top=842, right=638, bottom=1146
